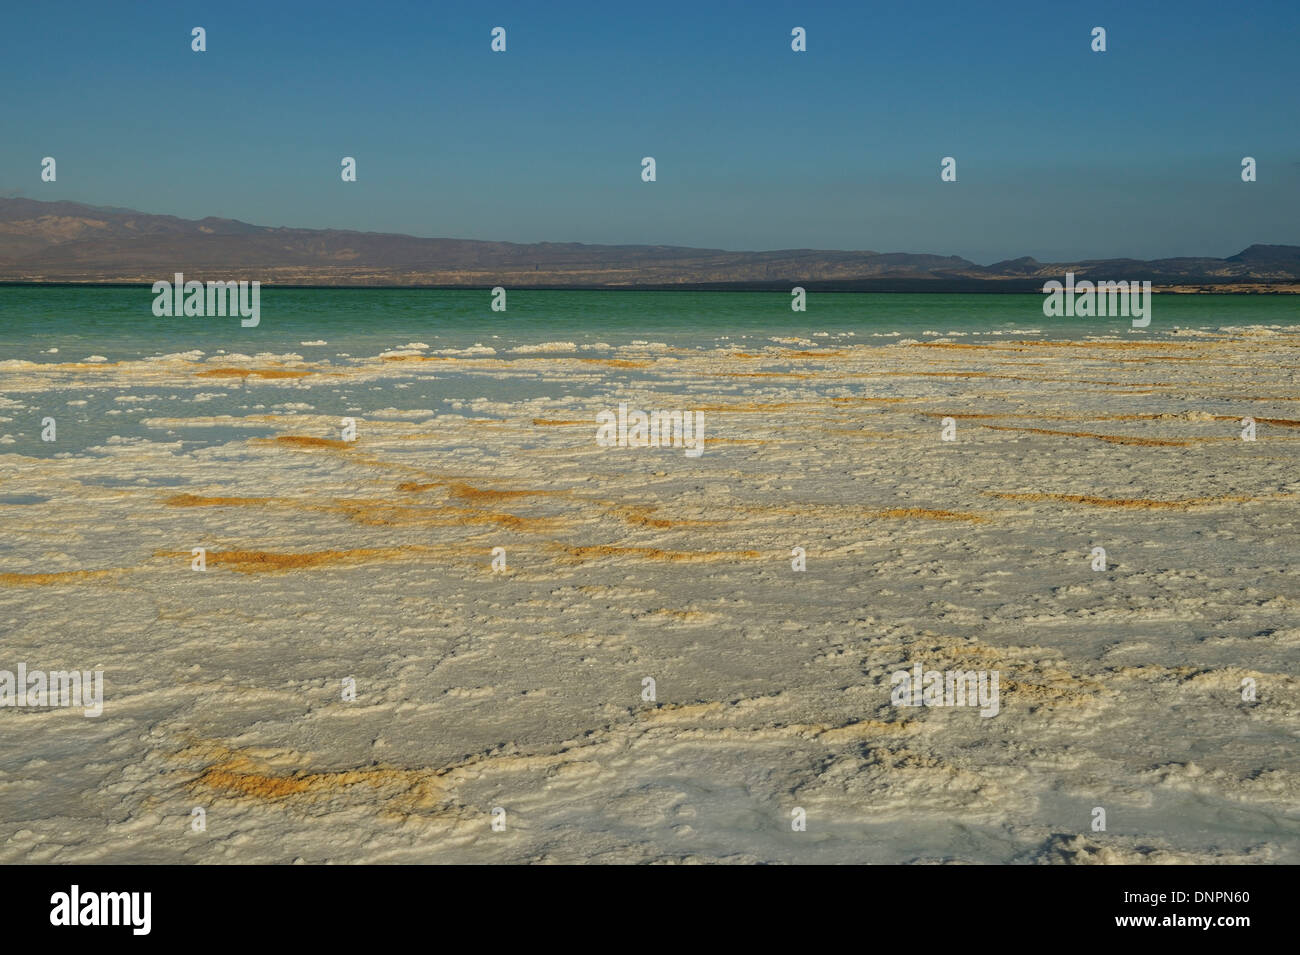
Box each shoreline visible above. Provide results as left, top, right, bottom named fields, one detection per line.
left=3, top=280, right=1300, bottom=293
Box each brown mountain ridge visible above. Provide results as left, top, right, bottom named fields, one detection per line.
left=1, top=198, right=1297, bottom=291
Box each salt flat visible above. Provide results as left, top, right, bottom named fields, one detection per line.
left=1, top=330, right=1297, bottom=863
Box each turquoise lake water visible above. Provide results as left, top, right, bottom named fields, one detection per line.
left=1, top=287, right=1296, bottom=456
left=2, top=287, right=1297, bottom=362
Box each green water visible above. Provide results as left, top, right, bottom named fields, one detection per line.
left=2, top=287, right=1296, bottom=364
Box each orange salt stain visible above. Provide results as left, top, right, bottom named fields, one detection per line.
left=988, top=491, right=1258, bottom=509
left=866, top=508, right=988, bottom=522
left=0, top=569, right=117, bottom=586
left=196, top=368, right=312, bottom=379
left=165, top=493, right=273, bottom=507
left=175, top=481, right=560, bottom=532
left=391, top=478, right=568, bottom=504
left=718, top=371, right=816, bottom=379
left=578, top=358, right=651, bottom=368
left=828, top=397, right=913, bottom=404
left=444, top=482, right=565, bottom=503
left=332, top=499, right=557, bottom=532
left=155, top=546, right=419, bottom=572
left=904, top=370, right=994, bottom=378
left=268, top=435, right=353, bottom=449
left=610, top=506, right=721, bottom=529
left=1005, top=340, right=1213, bottom=350
left=878, top=371, right=1167, bottom=387
left=1238, top=416, right=1300, bottom=428
left=923, top=411, right=1205, bottom=423
left=191, top=754, right=447, bottom=806
left=553, top=544, right=763, bottom=563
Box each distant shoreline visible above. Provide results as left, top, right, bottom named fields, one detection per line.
left=3, top=280, right=1299, bottom=294
left=4, top=199, right=1298, bottom=295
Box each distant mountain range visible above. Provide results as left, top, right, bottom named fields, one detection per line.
left=1, top=198, right=1298, bottom=291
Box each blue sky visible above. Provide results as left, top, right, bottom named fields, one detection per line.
left=2, top=0, right=1297, bottom=262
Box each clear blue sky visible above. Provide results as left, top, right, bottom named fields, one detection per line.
left=3, top=0, right=1297, bottom=262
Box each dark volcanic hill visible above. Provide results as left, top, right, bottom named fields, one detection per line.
left=1, top=198, right=1297, bottom=290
